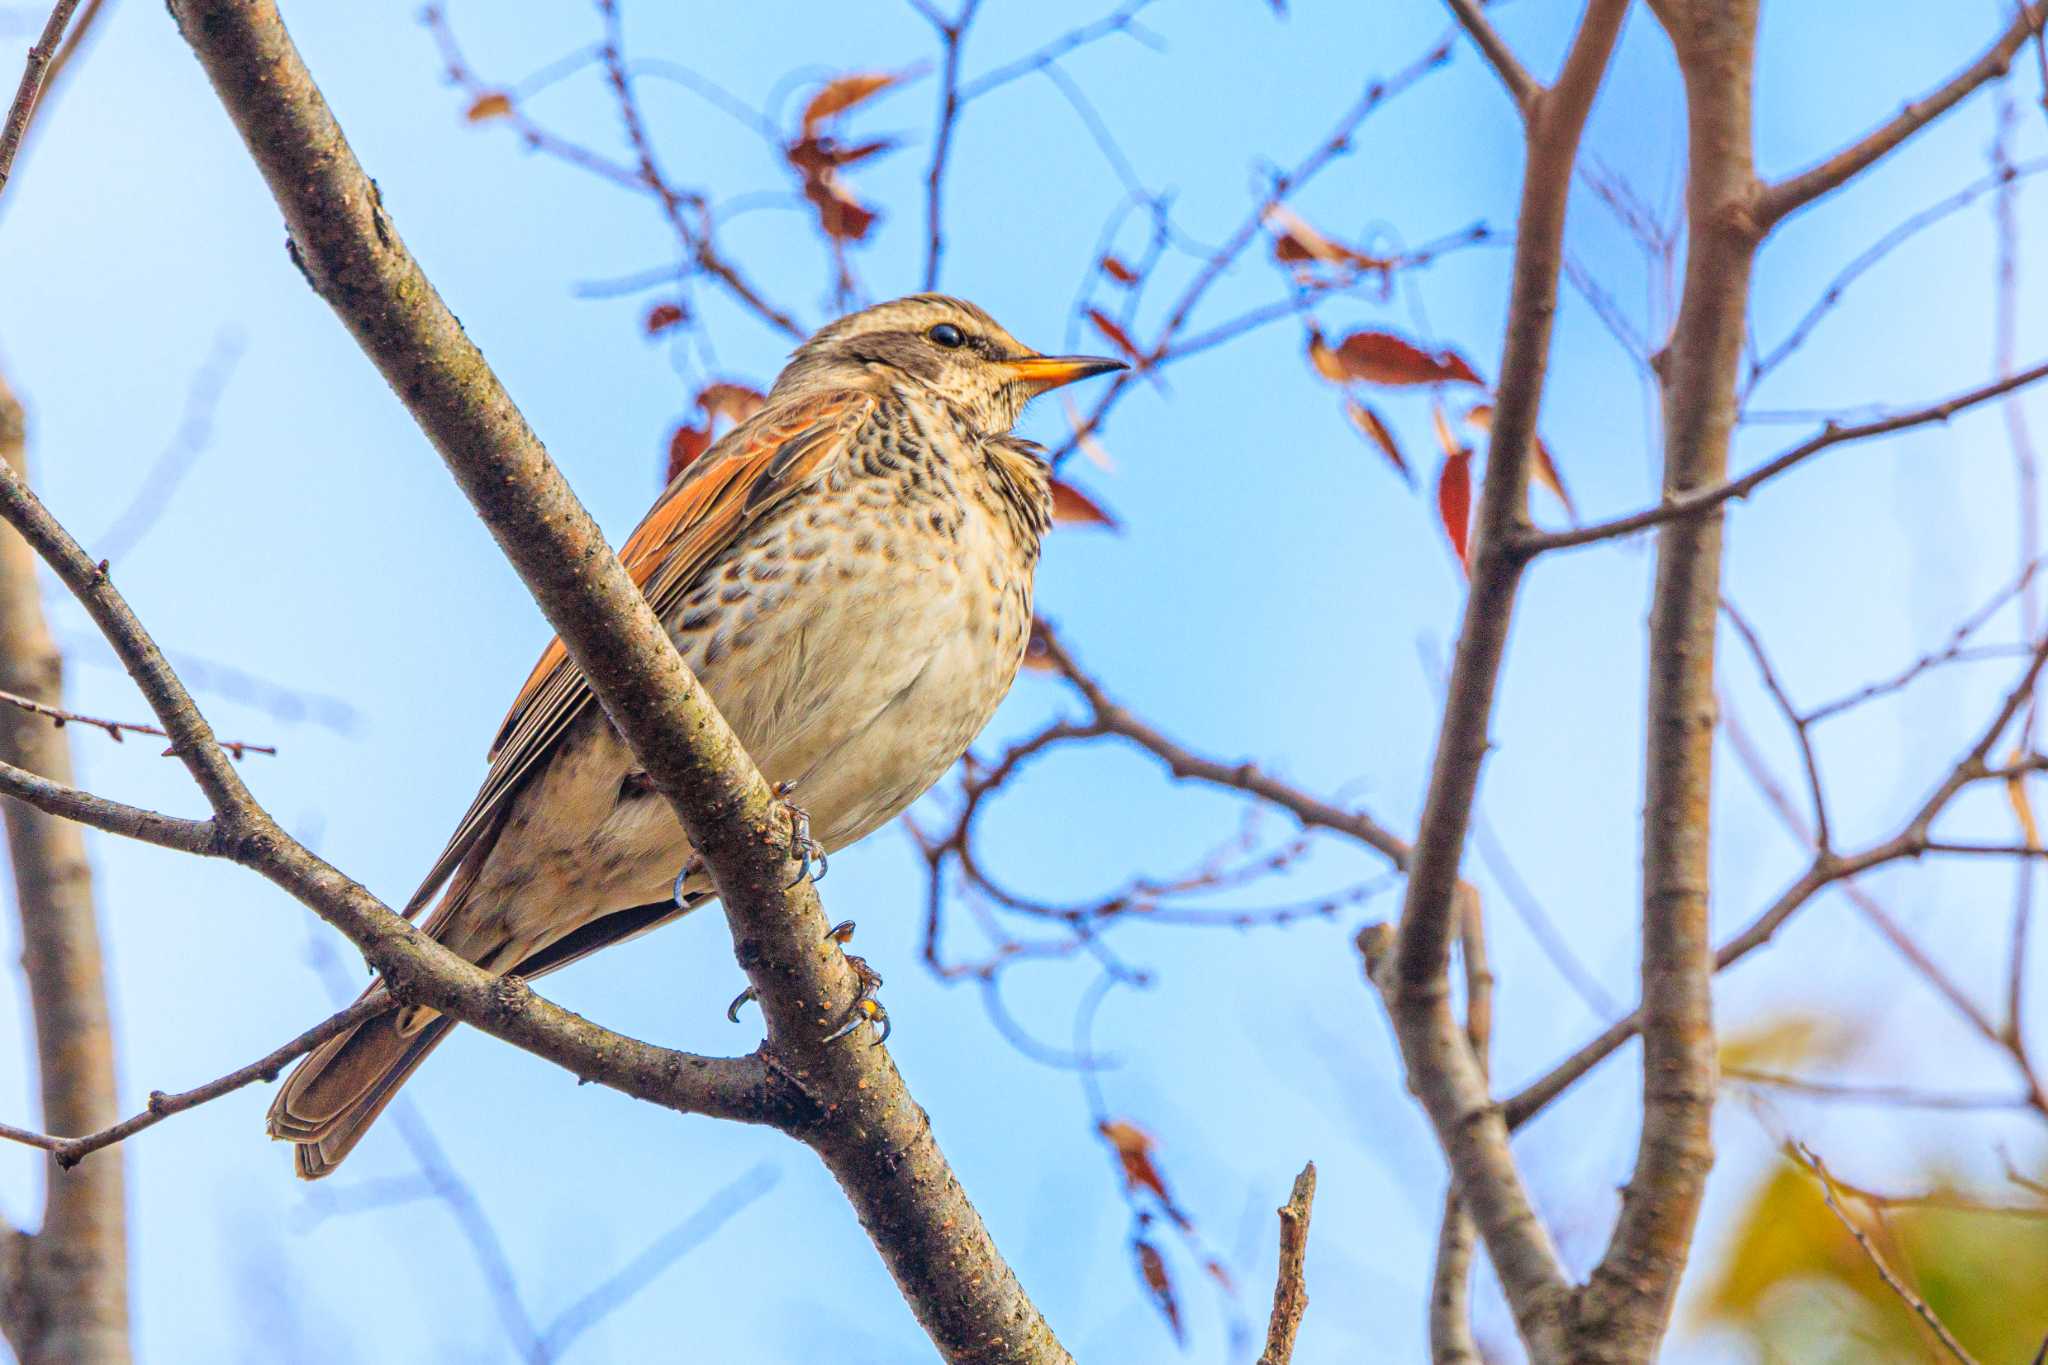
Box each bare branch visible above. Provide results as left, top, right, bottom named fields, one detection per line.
left=1527, top=358, right=2048, bottom=554
left=1254, top=1161, right=1317, bottom=1365
left=0, top=687, right=274, bottom=758
left=1723, top=1070, right=2032, bottom=1111
left=1793, top=1143, right=1983, bottom=1365
left=1036, top=622, right=1411, bottom=867
left=1759, top=3, right=2048, bottom=227
left=0, top=0, right=83, bottom=201
left=1381, top=5, right=1629, bottom=1352
left=1049, top=32, right=1455, bottom=463
left=919, top=0, right=983, bottom=290
left=1429, top=891, right=1494, bottom=1364
left=1506, top=633, right=2048, bottom=1130
left=1443, top=0, right=1538, bottom=114
left=0, top=994, right=394, bottom=1168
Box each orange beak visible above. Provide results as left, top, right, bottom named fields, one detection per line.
left=998, top=353, right=1128, bottom=396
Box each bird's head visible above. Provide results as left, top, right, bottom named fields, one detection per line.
left=775, top=294, right=1126, bottom=432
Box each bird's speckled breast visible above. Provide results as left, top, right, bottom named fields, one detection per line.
left=667, top=393, right=1043, bottom=847
left=458, top=394, right=1047, bottom=956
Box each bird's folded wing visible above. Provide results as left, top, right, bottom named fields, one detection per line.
left=402, top=388, right=878, bottom=918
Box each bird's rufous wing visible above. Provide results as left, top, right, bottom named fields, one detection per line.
left=402, top=388, right=878, bottom=918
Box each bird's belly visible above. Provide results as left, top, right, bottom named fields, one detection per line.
left=579, top=511, right=1029, bottom=906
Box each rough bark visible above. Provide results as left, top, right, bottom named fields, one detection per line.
left=0, top=373, right=130, bottom=1363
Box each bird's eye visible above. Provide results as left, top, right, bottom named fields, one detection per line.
left=928, top=323, right=966, bottom=349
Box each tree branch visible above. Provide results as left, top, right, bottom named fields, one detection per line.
left=1759, top=2, right=2047, bottom=227
left=0, top=994, right=394, bottom=1169
left=1443, top=0, right=1538, bottom=115
left=1254, top=1161, right=1317, bottom=1365
left=1382, top=3, right=1629, bottom=1355
left=1574, top=6, right=1761, bottom=1352
left=1793, top=1143, right=1983, bottom=1365
left=1429, top=890, right=1493, bottom=1364
left=1504, top=632, right=2048, bottom=1131
left=1525, top=358, right=2048, bottom=554
left=162, top=3, right=1066, bottom=1358
left=0, top=369, right=130, bottom=1363
left=0, top=0, right=83, bottom=202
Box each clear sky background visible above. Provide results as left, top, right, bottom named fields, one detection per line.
left=2, top=1, right=2045, bottom=1360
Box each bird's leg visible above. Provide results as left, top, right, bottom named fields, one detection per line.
left=775, top=780, right=828, bottom=887
left=821, top=919, right=890, bottom=1046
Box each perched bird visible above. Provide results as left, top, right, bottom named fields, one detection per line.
left=268, top=295, right=1124, bottom=1178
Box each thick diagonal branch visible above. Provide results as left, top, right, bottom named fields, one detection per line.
left=163, top=3, right=1066, bottom=1359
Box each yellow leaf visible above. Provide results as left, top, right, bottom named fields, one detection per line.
left=2006, top=745, right=2040, bottom=850
left=1717, top=1011, right=1861, bottom=1074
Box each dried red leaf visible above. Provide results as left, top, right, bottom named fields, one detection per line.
left=1084, top=308, right=1144, bottom=365
left=465, top=91, right=512, bottom=122
left=1133, top=1239, right=1184, bottom=1345
left=1100, top=254, right=1139, bottom=285
left=666, top=422, right=711, bottom=482
left=1203, top=1257, right=1237, bottom=1295
left=644, top=302, right=686, bottom=336
left=1266, top=205, right=1391, bottom=276
left=1048, top=478, right=1120, bottom=531
left=696, top=382, right=766, bottom=425
left=1099, top=1119, right=1171, bottom=1204
left=800, top=71, right=907, bottom=136
left=1331, top=329, right=1484, bottom=387
left=1344, top=398, right=1410, bottom=486
left=799, top=171, right=878, bottom=241
left=1433, top=407, right=1473, bottom=573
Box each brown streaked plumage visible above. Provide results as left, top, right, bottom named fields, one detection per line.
left=267, top=295, right=1123, bottom=1178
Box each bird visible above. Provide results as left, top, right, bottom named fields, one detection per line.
left=267, top=294, right=1125, bottom=1179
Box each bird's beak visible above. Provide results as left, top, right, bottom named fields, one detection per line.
left=997, top=353, right=1128, bottom=396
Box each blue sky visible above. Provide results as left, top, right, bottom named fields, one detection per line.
left=2, top=1, right=2045, bottom=1360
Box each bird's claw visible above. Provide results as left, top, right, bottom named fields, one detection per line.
left=726, top=983, right=757, bottom=1023
left=776, top=782, right=827, bottom=887
left=822, top=929, right=889, bottom=1046
left=822, top=995, right=889, bottom=1047
left=671, top=855, right=703, bottom=908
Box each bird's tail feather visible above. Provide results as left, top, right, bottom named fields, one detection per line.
left=267, top=996, right=454, bottom=1180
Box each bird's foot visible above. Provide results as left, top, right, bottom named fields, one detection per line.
left=671, top=854, right=704, bottom=908
left=821, top=919, right=889, bottom=1047
left=726, top=982, right=757, bottom=1023
left=775, top=781, right=828, bottom=887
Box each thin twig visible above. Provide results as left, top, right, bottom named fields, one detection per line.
left=1254, top=1162, right=1317, bottom=1365
left=0, top=993, right=393, bottom=1168
left=0, top=0, right=82, bottom=201
left=1760, top=2, right=2048, bottom=226
left=1793, top=1143, right=1983, bottom=1365
left=919, top=0, right=983, bottom=290
left=1529, top=359, right=2048, bottom=554
left=1442, top=0, right=1537, bottom=114
left=0, top=687, right=274, bottom=759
